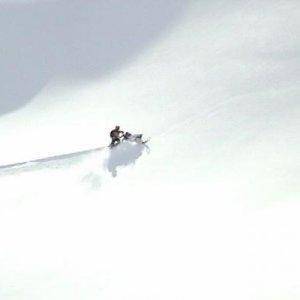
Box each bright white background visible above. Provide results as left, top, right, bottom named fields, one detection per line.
left=0, top=0, right=299, bottom=299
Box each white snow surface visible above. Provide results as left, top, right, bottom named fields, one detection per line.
left=0, top=1, right=300, bottom=299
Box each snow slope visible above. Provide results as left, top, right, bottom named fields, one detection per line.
left=0, top=1, right=300, bottom=299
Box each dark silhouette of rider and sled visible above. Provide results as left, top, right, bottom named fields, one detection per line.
left=109, top=126, right=149, bottom=148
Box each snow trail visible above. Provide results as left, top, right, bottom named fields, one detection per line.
left=0, top=147, right=103, bottom=171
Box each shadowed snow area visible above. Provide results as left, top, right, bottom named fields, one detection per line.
left=0, top=0, right=300, bottom=300
left=105, top=142, right=150, bottom=177
left=0, top=0, right=186, bottom=115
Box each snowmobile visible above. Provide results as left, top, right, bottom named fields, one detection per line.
left=122, top=132, right=149, bottom=144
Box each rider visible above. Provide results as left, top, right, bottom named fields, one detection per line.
left=110, top=125, right=124, bottom=147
